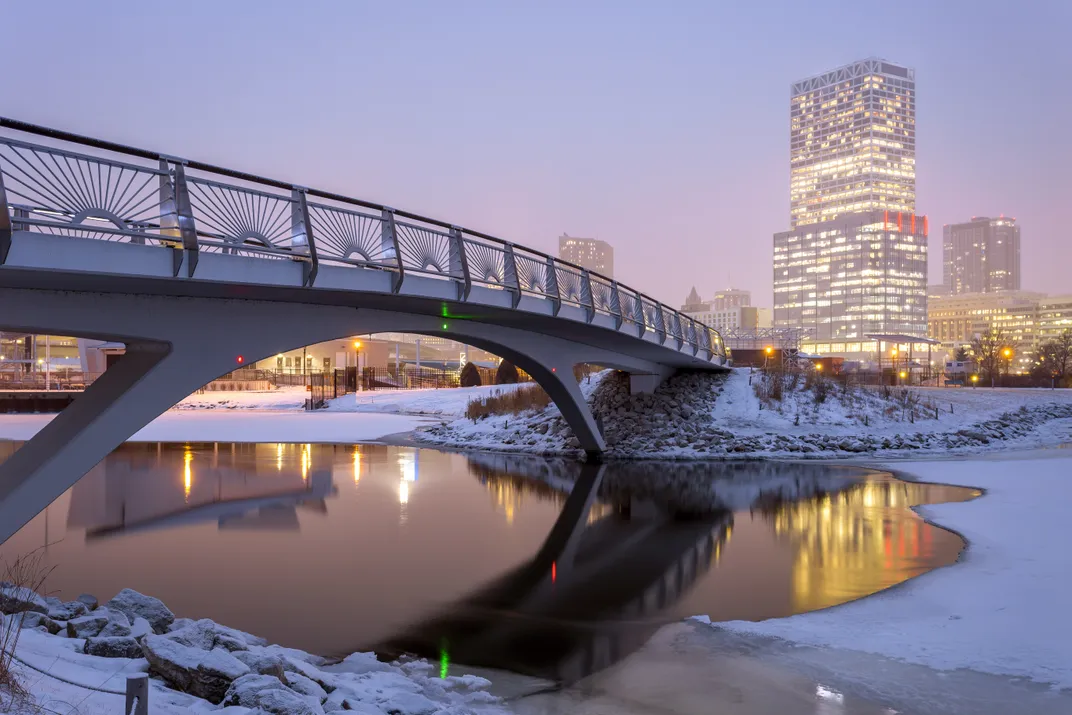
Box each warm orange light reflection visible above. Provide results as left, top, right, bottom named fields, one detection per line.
left=183, top=448, right=193, bottom=503
left=353, top=448, right=361, bottom=484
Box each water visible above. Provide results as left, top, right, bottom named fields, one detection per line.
left=0, top=441, right=976, bottom=682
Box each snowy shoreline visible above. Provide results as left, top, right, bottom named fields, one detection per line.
left=3, top=587, right=508, bottom=715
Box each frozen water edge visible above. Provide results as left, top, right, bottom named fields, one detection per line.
left=705, top=450, right=1072, bottom=692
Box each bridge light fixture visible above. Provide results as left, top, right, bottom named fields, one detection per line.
left=354, top=341, right=362, bottom=349
left=236, top=355, right=244, bottom=364
left=442, top=323, right=448, bottom=330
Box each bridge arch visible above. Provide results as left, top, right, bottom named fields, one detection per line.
left=0, top=287, right=676, bottom=544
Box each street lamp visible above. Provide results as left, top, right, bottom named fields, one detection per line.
left=764, top=346, right=773, bottom=369
left=971, top=374, right=979, bottom=388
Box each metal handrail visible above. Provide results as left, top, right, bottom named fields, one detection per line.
left=0, top=116, right=726, bottom=362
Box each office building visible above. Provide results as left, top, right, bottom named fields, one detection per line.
left=712, top=289, right=751, bottom=312
left=774, top=210, right=928, bottom=354
left=790, top=58, right=916, bottom=228
left=558, top=234, right=614, bottom=278
left=927, top=291, right=1044, bottom=373
left=1037, top=295, right=1072, bottom=343
left=942, top=216, right=1021, bottom=294
left=776, top=58, right=925, bottom=358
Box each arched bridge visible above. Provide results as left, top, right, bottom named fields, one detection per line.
left=0, top=117, right=727, bottom=544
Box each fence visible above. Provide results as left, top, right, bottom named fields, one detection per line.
left=0, top=370, right=102, bottom=391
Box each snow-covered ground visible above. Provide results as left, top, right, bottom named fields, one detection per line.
left=421, top=369, right=1072, bottom=459
left=173, top=384, right=527, bottom=418
left=3, top=590, right=508, bottom=715
left=706, top=450, right=1072, bottom=690
left=0, top=411, right=432, bottom=445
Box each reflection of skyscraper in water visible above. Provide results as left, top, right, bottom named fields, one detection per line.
left=769, top=480, right=962, bottom=612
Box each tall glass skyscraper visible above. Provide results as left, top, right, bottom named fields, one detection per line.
left=790, top=58, right=916, bottom=227
left=775, top=59, right=928, bottom=356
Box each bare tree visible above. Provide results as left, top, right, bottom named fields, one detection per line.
left=969, top=328, right=1013, bottom=387
left=1033, top=329, right=1072, bottom=386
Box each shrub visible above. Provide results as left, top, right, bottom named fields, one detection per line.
left=1, top=549, right=54, bottom=710
left=465, top=384, right=551, bottom=420
left=459, top=362, right=482, bottom=387
left=496, top=360, right=520, bottom=385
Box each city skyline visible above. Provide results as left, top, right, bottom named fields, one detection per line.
left=3, top=0, right=1068, bottom=307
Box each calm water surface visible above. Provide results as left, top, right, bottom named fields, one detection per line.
left=0, top=441, right=976, bottom=682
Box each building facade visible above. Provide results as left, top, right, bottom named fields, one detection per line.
left=776, top=59, right=925, bottom=359
left=774, top=210, right=928, bottom=353
left=712, top=289, right=751, bottom=312
left=942, top=216, right=1021, bottom=294
left=790, top=58, right=916, bottom=228
left=557, top=234, right=614, bottom=278
left=927, top=291, right=1045, bottom=373
left=1037, top=295, right=1072, bottom=343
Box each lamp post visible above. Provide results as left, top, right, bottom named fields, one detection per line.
left=764, top=346, right=773, bottom=369
left=971, top=374, right=979, bottom=389
left=354, top=340, right=362, bottom=392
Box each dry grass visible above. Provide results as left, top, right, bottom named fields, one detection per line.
left=1, top=548, right=54, bottom=711
left=465, top=384, right=552, bottom=420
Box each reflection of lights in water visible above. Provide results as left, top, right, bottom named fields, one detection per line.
left=771, top=480, right=940, bottom=612
left=398, top=451, right=417, bottom=482
left=183, top=448, right=193, bottom=503
left=301, top=444, right=311, bottom=481
left=276, top=444, right=283, bottom=472
left=399, top=480, right=409, bottom=505
left=439, top=648, right=449, bottom=679
left=353, top=448, right=361, bottom=483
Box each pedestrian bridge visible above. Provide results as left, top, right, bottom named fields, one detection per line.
left=0, top=117, right=727, bottom=544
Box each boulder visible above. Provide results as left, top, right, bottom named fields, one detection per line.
left=84, top=636, right=144, bottom=659
left=323, top=652, right=393, bottom=676
left=142, top=635, right=250, bottom=704
left=0, top=585, right=49, bottom=615
left=76, top=594, right=99, bottom=611
left=379, top=691, right=440, bottom=715
left=67, top=612, right=111, bottom=639
left=166, top=618, right=264, bottom=652
left=129, top=617, right=153, bottom=640
left=47, top=600, right=89, bottom=621
left=234, top=650, right=287, bottom=680
left=98, top=618, right=133, bottom=638
left=104, top=589, right=174, bottom=634
left=15, top=611, right=63, bottom=634
left=285, top=672, right=328, bottom=702
left=223, top=674, right=324, bottom=715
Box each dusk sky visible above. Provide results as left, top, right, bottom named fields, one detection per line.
left=6, top=0, right=1069, bottom=307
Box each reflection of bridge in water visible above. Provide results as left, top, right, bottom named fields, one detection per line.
left=373, top=464, right=733, bottom=683
left=65, top=443, right=336, bottom=538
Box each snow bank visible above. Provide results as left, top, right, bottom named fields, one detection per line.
left=0, top=411, right=434, bottom=445
left=420, top=369, right=1072, bottom=459
left=706, top=452, right=1072, bottom=688
left=6, top=589, right=509, bottom=715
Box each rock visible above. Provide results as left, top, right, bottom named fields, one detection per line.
left=142, top=635, right=251, bottom=704
left=0, top=586, right=49, bottom=615
left=104, top=589, right=174, bottom=634
left=166, top=618, right=264, bottom=652
left=99, top=618, right=133, bottom=638
left=285, top=672, right=328, bottom=701
left=223, top=674, right=324, bottom=715
left=323, top=691, right=382, bottom=714
left=234, top=650, right=287, bottom=679
left=84, top=636, right=144, bottom=659
left=47, top=600, right=89, bottom=621
left=129, top=617, right=153, bottom=640
left=322, top=652, right=393, bottom=677
left=15, top=611, right=63, bottom=634
left=76, top=594, right=99, bottom=611
left=67, top=612, right=111, bottom=639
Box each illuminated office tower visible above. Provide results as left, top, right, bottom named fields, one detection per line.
left=773, top=210, right=928, bottom=350
left=790, top=58, right=915, bottom=228
left=775, top=59, right=926, bottom=356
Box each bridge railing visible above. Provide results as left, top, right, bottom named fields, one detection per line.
left=0, top=117, right=726, bottom=363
